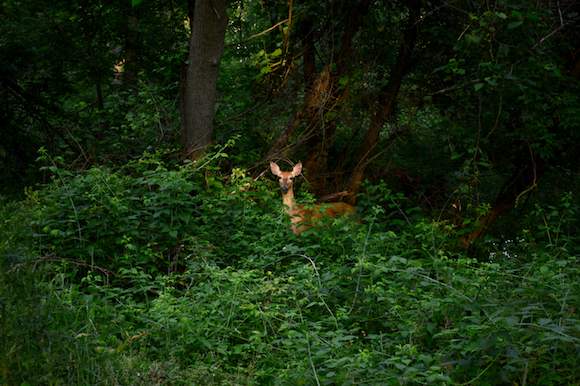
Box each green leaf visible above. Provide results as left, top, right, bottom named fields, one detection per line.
left=465, top=33, right=482, bottom=44
left=508, top=20, right=523, bottom=29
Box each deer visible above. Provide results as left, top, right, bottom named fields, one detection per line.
left=270, top=161, right=356, bottom=234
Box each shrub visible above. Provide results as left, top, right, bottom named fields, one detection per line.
left=1, top=151, right=578, bottom=385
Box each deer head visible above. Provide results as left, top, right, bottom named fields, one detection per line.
left=270, top=161, right=302, bottom=194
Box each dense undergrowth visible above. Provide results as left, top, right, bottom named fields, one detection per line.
left=1, top=149, right=578, bottom=385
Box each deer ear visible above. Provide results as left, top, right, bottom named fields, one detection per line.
left=270, top=162, right=282, bottom=177
left=292, top=162, right=302, bottom=177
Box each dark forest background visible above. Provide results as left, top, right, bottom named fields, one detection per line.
left=1, top=0, right=579, bottom=384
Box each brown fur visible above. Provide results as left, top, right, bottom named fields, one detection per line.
left=270, top=161, right=355, bottom=234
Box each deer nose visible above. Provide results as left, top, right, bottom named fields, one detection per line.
left=281, top=185, right=289, bottom=193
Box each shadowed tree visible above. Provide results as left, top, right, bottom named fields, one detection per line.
left=181, top=0, right=228, bottom=159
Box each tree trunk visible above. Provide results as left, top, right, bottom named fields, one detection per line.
left=301, top=18, right=316, bottom=86
left=122, top=13, right=139, bottom=86
left=116, top=1, right=140, bottom=87
left=95, top=76, right=104, bottom=110
left=460, top=148, right=545, bottom=249
left=266, top=1, right=371, bottom=194
left=181, top=0, right=227, bottom=160
left=347, top=0, right=420, bottom=202
left=265, top=65, right=332, bottom=162
left=303, top=0, right=371, bottom=196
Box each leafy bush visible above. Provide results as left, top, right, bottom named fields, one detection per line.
left=1, top=151, right=578, bottom=385
left=30, top=146, right=286, bottom=274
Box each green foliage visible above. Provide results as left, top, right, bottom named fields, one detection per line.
left=2, top=0, right=580, bottom=384
left=90, top=83, right=181, bottom=161
left=2, top=155, right=579, bottom=384
left=0, top=0, right=188, bottom=195
left=527, top=192, right=579, bottom=252
left=0, top=262, right=142, bottom=385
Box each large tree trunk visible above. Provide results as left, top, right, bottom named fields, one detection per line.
left=301, top=17, right=316, bottom=86
left=347, top=0, right=420, bottom=202
left=122, top=12, right=139, bottom=86
left=181, top=0, right=227, bottom=160
left=94, top=73, right=104, bottom=110
left=302, top=0, right=371, bottom=196
left=304, top=0, right=371, bottom=195
left=267, top=1, right=371, bottom=195
left=265, top=65, right=333, bottom=162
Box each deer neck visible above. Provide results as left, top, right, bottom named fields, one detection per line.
left=282, top=188, right=296, bottom=212
left=282, top=187, right=305, bottom=234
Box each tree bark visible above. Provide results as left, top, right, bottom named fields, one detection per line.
left=301, top=17, right=316, bottom=86
left=122, top=12, right=139, bottom=86
left=347, top=0, right=420, bottom=202
left=265, top=64, right=333, bottom=162
left=95, top=75, right=104, bottom=110
left=460, top=149, right=545, bottom=248
left=303, top=0, right=372, bottom=195
left=266, top=1, right=371, bottom=193
left=181, top=0, right=228, bottom=160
